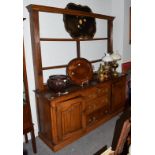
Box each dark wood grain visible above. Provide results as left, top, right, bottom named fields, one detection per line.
left=36, top=74, right=127, bottom=151
left=111, top=76, right=126, bottom=112
left=29, top=10, right=44, bottom=90
left=40, top=37, right=108, bottom=41
left=107, top=20, right=113, bottom=54
left=27, top=4, right=115, bottom=20
left=42, top=64, right=68, bottom=70
left=76, top=41, right=80, bottom=58
left=41, top=59, right=102, bottom=70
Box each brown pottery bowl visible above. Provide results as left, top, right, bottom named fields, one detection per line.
left=47, top=75, right=69, bottom=93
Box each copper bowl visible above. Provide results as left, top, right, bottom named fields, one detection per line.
left=47, top=75, right=69, bottom=93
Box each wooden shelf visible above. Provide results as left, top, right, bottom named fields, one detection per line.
left=27, top=4, right=115, bottom=20
left=42, top=64, right=67, bottom=70
left=27, top=4, right=114, bottom=90
left=42, top=59, right=102, bottom=70
left=40, top=37, right=108, bottom=42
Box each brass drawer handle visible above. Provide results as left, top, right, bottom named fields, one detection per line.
left=97, top=89, right=102, bottom=93
left=104, top=110, right=108, bottom=114
left=97, top=88, right=109, bottom=94
left=104, top=98, right=108, bottom=103
left=88, top=118, right=92, bottom=123
left=87, top=94, right=97, bottom=99
left=88, top=116, right=96, bottom=124
left=93, top=116, right=96, bottom=121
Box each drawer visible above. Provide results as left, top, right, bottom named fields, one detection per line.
left=94, top=96, right=109, bottom=110
left=83, top=88, right=110, bottom=104
left=86, top=106, right=109, bottom=126
left=82, top=88, right=98, bottom=101
left=96, top=87, right=110, bottom=97
left=86, top=94, right=110, bottom=114
left=112, top=75, right=126, bottom=84
left=96, top=82, right=111, bottom=97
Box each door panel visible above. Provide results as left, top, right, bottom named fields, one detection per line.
left=56, top=97, right=85, bottom=141
left=111, top=77, right=126, bottom=112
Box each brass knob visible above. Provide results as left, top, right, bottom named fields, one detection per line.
left=104, top=110, right=108, bottom=114
left=93, top=117, right=96, bottom=121
left=79, top=19, right=83, bottom=25
left=88, top=118, right=92, bottom=123
left=97, top=89, right=102, bottom=93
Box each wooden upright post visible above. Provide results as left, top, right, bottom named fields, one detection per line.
left=107, top=19, right=114, bottom=54
left=76, top=41, right=80, bottom=58
left=28, top=9, right=44, bottom=91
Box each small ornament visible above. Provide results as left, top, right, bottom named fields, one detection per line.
left=77, top=25, right=80, bottom=28
left=79, top=19, right=83, bottom=24
left=97, top=64, right=105, bottom=82
left=98, top=73, right=104, bottom=82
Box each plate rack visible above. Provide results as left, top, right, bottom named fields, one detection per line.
left=27, top=4, right=115, bottom=91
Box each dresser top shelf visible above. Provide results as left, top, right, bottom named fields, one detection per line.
left=27, top=4, right=115, bottom=91
left=35, top=73, right=126, bottom=102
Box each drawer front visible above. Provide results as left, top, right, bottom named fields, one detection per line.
left=111, top=76, right=126, bottom=112
left=84, top=84, right=111, bottom=108
left=81, top=82, right=111, bottom=102
left=86, top=95, right=110, bottom=114
left=82, top=87, right=98, bottom=101
left=86, top=106, right=109, bottom=126
left=96, top=82, right=111, bottom=97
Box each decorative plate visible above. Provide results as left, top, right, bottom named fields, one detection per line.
left=63, top=3, right=96, bottom=39
left=66, top=58, right=93, bottom=85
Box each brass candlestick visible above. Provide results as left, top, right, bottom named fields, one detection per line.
left=102, top=53, right=113, bottom=79
left=104, top=62, right=111, bottom=79
left=112, top=60, right=119, bottom=76
left=111, top=52, right=121, bottom=77
left=97, top=63, right=105, bottom=82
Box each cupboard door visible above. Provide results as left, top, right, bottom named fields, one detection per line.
left=111, top=77, right=126, bottom=112
left=56, top=97, right=85, bottom=141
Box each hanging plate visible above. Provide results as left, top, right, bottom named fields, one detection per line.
left=66, top=58, right=93, bottom=85
left=63, top=3, right=96, bottom=39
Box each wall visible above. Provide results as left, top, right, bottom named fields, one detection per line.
left=111, top=0, right=131, bottom=72
left=111, top=0, right=124, bottom=57
left=123, top=0, right=131, bottom=62
left=23, top=0, right=131, bottom=137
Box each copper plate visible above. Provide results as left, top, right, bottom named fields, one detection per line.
left=63, top=3, right=96, bottom=39
left=67, top=58, right=93, bottom=85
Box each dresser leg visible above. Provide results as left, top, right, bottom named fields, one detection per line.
left=31, top=128, right=37, bottom=153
